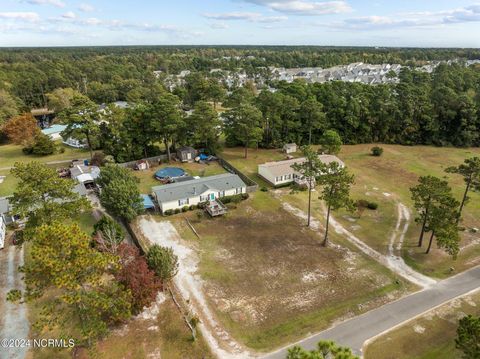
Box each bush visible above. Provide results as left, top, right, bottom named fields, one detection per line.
left=116, top=243, right=161, bottom=314
left=163, top=209, right=173, bottom=216
left=241, top=193, right=249, bottom=200
left=189, top=205, right=195, bottom=210
left=174, top=208, right=181, bottom=214
left=146, top=245, right=179, bottom=282
left=260, top=186, right=268, bottom=192
left=371, top=146, right=384, bottom=157
left=197, top=202, right=207, bottom=209
left=182, top=206, right=189, bottom=212
left=22, top=133, right=57, bottom=156
left=367, top=201, right=379, bottom=210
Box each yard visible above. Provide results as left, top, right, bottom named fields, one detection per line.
left=140, top=191, right=415, bottom=353
left=132, top=160, right=227, bottom=194
left=0, top=142, right=90, bottom=169
left=338, top=144, right=480, bottom=278
left=364, top=290, right=480, bottom=359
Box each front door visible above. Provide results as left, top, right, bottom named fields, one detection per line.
left=209, top=193, right=215, bottom=201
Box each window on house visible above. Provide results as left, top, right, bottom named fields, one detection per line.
left=236, top=187, right=242, bottom=194
left=178, top=198, right=189, bottom=206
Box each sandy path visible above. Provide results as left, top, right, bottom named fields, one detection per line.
left=281, top=201, right=436, bottom=288
left=0, top=244, right=29, bottom=359
left=137, top=216, right=255, bottom=359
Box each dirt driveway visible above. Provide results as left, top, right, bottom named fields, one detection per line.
left=0, top=241, right=29, bottom=359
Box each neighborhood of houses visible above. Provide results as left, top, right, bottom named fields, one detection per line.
left=0, top=140, right=345, bottom=248
left=162, top=59, right=480, bottom=90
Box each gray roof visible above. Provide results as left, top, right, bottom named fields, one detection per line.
left=73, top=183, right=87, bottom=196
left=0, top=197, right=10, bottom=214
left=153, top=173, right=246, bottom=203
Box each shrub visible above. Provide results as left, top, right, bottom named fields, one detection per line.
left=163, top=209, right=173, bottom=216
left=260, top=186, right=268, bottom=192
left=189, top=205, right=195, bottom=210
left=222, top=196, right=232, bottom=204
left=182, top=206, right=189, bottom=212
left=371, top=146, right=384, bottom=157
left=174, top=208, right=181, bottom=214
left=146, top=245, right=179, bottom=282
left=367, top=201, right=379, bottom=210
left=22, top=133, right=57, bottom=156
left=116, top=243, right=161, bottom=314
left=93, top=215, right=125, bottom=254
left=197, top=202, right=207, bottom=209
left=231, top=195, right=242, bottom=204
left=241, top=193, right=249, bottom=200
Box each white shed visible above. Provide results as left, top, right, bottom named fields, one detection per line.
left=283, top=143, right=297, bottom=154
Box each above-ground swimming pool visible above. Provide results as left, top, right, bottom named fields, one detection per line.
left=154, top=167, right=186, bottom=179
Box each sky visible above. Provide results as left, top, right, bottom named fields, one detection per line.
left=1, top=0, right=480, bottom=47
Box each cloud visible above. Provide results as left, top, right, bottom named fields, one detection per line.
left=62, top=11, right=76, bottom=19
left=323, top=4, right=480, bottom=30
left=0, top=12, right=40, bottom=22
left=210, top=22, right=230, bottom=29
left=203, top=12, right=287, bottom=22
left=243, top=0, right=351, bottom=15
left=26, top=0, right=65, bottom=8
left=78, top=3, right=95, bottom=12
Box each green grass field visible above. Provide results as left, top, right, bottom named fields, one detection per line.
left=133, top=161, right=226, bottom=194
left=0, top=142, right=90, bottom=169
left=338, top=144, right=480, bottom=278
left=364, top=290, right=480, bottom=359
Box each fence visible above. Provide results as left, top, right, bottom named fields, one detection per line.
left=118, top=154, right=173, bottom=169
left=216, top=156, right=258, bottom=193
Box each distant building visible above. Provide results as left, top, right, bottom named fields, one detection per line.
left=258, top=155, right=345, bottom=187
left=283, top=143, right=297, bottom=154
left=41, top=124, right=67, bottom=140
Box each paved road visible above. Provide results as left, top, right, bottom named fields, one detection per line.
left=0, top=242, right=29, bottom=359
left=263, top=266, right=480, bottom=358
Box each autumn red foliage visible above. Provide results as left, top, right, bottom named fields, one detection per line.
left=115, top=243, right=162, bottom=314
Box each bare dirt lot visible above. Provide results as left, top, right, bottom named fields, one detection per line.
left=143, top=191, right=415, bottom=353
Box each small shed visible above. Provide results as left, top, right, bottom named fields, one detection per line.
left=176, top=146, right=196, bottom=163
left=283, top=143, right=297, bottom=154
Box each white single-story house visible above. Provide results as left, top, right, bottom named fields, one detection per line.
left=41, top=124, right=67, bottom=140
left=283, top=143, right=297, bottom=154
left=152, top=173, right=246, bottom=213
left=258, top=155, right=345, bottom=187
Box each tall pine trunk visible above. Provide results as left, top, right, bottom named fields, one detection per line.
left=426, top=231, right=435, bottom=254
left=85, top=130, right=93, bottom=160
left=418, top=202, right=430, bottom=247
left=457, top=179, right=471, bottom=224
left=323, top=203, right=331, bottom=247
left=307, top=176, right=312, bottom=227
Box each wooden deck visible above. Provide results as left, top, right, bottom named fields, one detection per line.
left=205, top=199, right=228, bottom=217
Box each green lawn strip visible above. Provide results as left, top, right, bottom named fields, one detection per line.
left=0, top=169, right=18, bottom=197
left=133, top=161, right=227, bottom=194
left=0, top=142, right=91, bottom=169
left=364, top=290, right=480, bottom=359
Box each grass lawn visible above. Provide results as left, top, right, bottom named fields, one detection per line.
left=0, top=169, right=19, bottom=197
left=220, top=146, right=299, bottom=188
left=133, top=161, right=227, bottom=194
left=338, top=144, right=480, bottom=278
left=169, top=191, right=414, bottom=352
left=364, top=290, right=480, bottom=359
left=0, top=142, right=90, bottom=169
